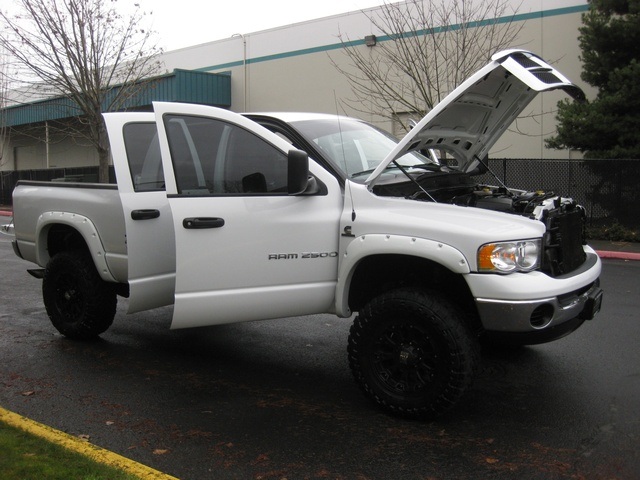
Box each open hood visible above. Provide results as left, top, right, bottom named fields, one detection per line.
left=365, top=49, right=585, bottom=187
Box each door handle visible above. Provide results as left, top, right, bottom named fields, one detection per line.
left=131, top=209, right=160, bottom=220
left=182, top=217, right=225, bottom=229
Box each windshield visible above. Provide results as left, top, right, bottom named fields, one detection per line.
left=290, top=118, right=436, bottom=181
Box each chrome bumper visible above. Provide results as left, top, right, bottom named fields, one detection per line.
left=476, top=281, right=603, bottom=333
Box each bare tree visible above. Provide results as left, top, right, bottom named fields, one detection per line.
left=0, top=0, right=162, bottom=182
left=332, top=0, right=524, bottom=132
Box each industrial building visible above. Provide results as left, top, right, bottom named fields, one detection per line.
left=0, top=0, right=589, bottom=173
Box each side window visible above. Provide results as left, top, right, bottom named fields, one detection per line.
left=123, top=123, right=165, bottom=192
left=223, top=125, right=288, bottom=193
left=163, top=114, right=288, bottom=195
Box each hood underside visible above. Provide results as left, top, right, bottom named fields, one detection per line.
left=366, top=49, right=584, bottom=187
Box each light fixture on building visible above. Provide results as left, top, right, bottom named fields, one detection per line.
left=364, top=35, right=377, bottom=47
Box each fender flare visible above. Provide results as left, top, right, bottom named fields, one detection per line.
left=35, top=211, right=117, bottom=283
left=335, top=234, right=471, bottom=317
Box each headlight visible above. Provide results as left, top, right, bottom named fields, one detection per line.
left=477, top=240, right=541, bottom=273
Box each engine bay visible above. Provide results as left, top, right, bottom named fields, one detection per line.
left=372, top=169, right=571, bottom=220
left=371, top=167, right=589, bottom=275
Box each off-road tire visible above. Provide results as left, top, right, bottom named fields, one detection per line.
left=42, top=251, right=116, bottom=340
left=348, top=288, right=479, bottom=419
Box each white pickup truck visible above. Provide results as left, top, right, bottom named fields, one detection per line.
left=11, top=50, right=603, bottom=418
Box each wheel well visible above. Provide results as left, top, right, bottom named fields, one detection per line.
left=46, top=224, right=90, bottom=258
left=348, top=254, right=481, bottom=333
left=44, top=223, right=128, bottom=297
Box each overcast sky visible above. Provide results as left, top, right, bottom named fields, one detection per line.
left=131, top=0, right=386, bottom=51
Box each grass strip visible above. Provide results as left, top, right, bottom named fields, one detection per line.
left=0, top=406, right=178, bottom=480
left=0, top=422, right=139, bottom=480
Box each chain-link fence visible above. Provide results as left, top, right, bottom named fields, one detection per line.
left=1, top=160, right=639, bottom=228
left=475, top=159, right=640, bottom=228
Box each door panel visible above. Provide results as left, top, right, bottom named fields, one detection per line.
left=103, top=113, right=176, bottom=313
left=153, top=102, right=342, bottom=329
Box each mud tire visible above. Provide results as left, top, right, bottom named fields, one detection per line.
left=42, top=251, right=116, bottom=340
left=348, top=288, right=479, bottom=419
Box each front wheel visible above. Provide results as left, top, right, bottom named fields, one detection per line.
left=348, top=288, right=479, bottom=419
left=42, top=251, right=117, bottom=340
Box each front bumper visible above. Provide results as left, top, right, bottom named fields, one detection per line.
left=468, top=248, right=603, bottom=344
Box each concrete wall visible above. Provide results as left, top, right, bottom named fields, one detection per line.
left=2, top=127, right=98, bottom=171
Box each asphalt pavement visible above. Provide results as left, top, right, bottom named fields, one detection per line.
left=1, top=221, right=640, bottom=479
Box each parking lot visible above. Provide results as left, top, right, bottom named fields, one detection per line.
left=1, top=234, right=639, bottom=479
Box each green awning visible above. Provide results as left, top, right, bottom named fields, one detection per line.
left=3, top=69, right=231, bottom=127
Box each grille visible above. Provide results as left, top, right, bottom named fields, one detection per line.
left=541, top=203, right=586, bottom=277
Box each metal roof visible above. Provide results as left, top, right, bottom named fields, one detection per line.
left=2, top=69, right=231, bottom=127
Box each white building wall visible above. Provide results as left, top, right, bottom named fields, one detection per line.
left=1, top=0, right=589, bottom=172
left=158, top=0, right=589, bottom=159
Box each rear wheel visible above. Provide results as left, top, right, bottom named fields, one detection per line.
left=348, top=288, right=479, bottom=419
left=42, top=251, right=116, bottom=340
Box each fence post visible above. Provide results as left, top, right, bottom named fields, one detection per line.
left=568, top=158, right=573, bottom=197
left=502, top=158, right=507, bottom=185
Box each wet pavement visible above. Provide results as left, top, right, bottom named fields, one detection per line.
left=1, top=232, right=639, bottom=479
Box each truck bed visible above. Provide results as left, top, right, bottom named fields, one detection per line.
left=12, top=181, right=128, bottom=282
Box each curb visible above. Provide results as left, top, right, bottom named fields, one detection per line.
left=0, top=406, right=178, bottom=480
left=595, top=250, right=640, bottom=261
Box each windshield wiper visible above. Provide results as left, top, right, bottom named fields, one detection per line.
left=351, top=162, right=435, bottom=178
left=350, top=164, right=397, bottom=178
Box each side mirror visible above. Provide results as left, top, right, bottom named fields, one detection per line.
left=288, top=149, right=310, bottom=195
